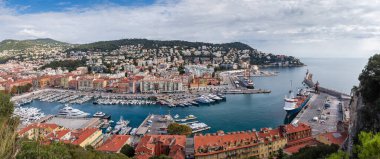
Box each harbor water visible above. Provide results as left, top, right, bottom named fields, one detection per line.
left=25, top=58, right=368, bottom=133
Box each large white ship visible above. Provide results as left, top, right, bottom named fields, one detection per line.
left=283, top=89, right=311, bottom=115
left=57, top=104, right=89, bottom=118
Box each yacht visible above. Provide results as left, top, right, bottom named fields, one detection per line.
left=130, top=128, right=137, bottom=135
left=13, top=107, right=45, bottom=125
left=57, top=104, right=89, bottom=118
left=112, top=116, right=131, bottom=134
left=190, top=101, right=199, bottom=106
left=196, top=96, right=210, bottom=104
left=93, top=111, right=106, bottom=118
left=208, top=94, right=223, bottom=101
left=186, top=115, right=197, bottom=120
left=246, top=80, right=254, bottom=89
left=174, top=114, right=180, bottom=119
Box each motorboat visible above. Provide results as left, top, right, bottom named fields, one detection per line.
left=93, top=111, right=106, bottom=118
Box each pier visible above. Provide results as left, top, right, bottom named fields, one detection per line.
left=292, top=72, right=351, bottom=136
left=303, top=72, right=351, bottom=98
left=135, top=114, right=174, bottom=136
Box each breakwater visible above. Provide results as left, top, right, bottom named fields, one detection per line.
left=303, top=72, right=351, bottom=98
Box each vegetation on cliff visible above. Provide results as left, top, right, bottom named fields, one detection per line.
left=286, top=144, right=339, bottom=159
left=17, top=141, right=129, bottom=159
left=354, top=131, right=380, bottom=159
left=359, top=54, right=380, bottom=106
left=0, top=93, right=18, bottom=158
left=355, top=54, right=380, bottom=132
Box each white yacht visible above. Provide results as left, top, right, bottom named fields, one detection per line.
left=112, top=116, right=131, bottom=134
left=196, top=96, right=211, bottom=104
left=93, top=111, right=106, bottom=118
left=208, top=94, right=223, bottom=100
left=57, top=104, right=89, bottom=118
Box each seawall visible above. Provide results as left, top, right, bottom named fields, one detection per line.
left=303, top=73, right=350, bottom=98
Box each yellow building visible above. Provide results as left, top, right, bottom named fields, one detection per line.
left=38, top=76, right=51, bottom=88
left=72, top=128, right=103, bottom=148
left=61, top=75, right=73, bottom=88
left=18, top=123, right=61, bottom=140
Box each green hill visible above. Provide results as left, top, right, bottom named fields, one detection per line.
left=66, top=38, right=254, bottom=52
left=0, top=38, right=72, bottom=52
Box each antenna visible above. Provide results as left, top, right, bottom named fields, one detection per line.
left=290, top=80, right=293, bottom=90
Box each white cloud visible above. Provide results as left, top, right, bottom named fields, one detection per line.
left=0, top=0, right=380, bottom=57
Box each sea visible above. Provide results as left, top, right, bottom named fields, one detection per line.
left=25, top=58, right=368, bottom=133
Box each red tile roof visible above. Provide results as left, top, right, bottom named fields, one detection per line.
left=194, top=131, right=260, bottom=156
left=284, top=123, right=311, bottom=134
left=71, top=128, right=99, bottom=145
left=135, top=135, right=186, bottom=159
left=284, top=139, right=320, bottom=154
left=97, top=135, right=130, bottom=153
left=194, top=128, right=285, bottom=156
left=46, top=129, right=71, bottom=140
left=319, top=132, right=348, bottom=146
left=18, top=123, right=59, bottom=136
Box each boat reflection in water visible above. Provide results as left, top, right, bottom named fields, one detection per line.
left=283, top=112, right=298, bottom=125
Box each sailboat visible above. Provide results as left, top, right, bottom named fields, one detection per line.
left=245, top=67, right=254, bottom=89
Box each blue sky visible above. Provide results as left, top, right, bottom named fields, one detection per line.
left=6, top=0, right=157, bottom=13
left=1, top=0, right=380, bottom=58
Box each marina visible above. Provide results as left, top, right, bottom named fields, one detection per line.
left=13, top=107, right=45, bottom=125
left=10, top=59, right=366, bottom=133
left=13, top=89, right=227, bottom=109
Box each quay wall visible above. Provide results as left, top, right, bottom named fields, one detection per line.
left=303, top=74, right=350, bottom=98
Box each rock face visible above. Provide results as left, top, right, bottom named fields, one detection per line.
left=347, top=93, right=363, bottom=156
left=348, top=92, right=380, bottom=156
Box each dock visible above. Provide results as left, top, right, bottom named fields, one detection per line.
left=224, top=89, right=271, bottom=94
left=292, top=72, right=351, bottom=136
left=135, top=114, right=174, bottom=136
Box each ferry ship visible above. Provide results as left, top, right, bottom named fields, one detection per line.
left=283, top=89, right=311, bottom=115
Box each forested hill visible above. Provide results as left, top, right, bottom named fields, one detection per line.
left=66, top=39, right=254, bottom=52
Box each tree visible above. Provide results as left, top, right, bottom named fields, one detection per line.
left=16, top=141, right=129, bottom=159
left=120, top=144, right=135, bottom=157
left=327, top=150, right=349, bottom=159
left=287, top=144, right=339, bottom=159
left=0, top=92, right=19, bottom=158
left=355, top=131, right=380, bottom=159
left=177, top=65, right=185, bottom=75
left=125, top=72, right=129, bottom=78
left=85, top=145, right=94, bottom=151
left=167, top=123, right=192, bottom=136
left=358, top=54, right=380, bottom=106
left=277, top=148, right=286, bottom=159
left=40, top=59, right=86, bottom=72
left=0, top=93, right=14, bottom=117
left=149, top=154, right=172, bottom=159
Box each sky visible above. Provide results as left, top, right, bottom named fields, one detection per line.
left=1, top=0, right=380, bottom=58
